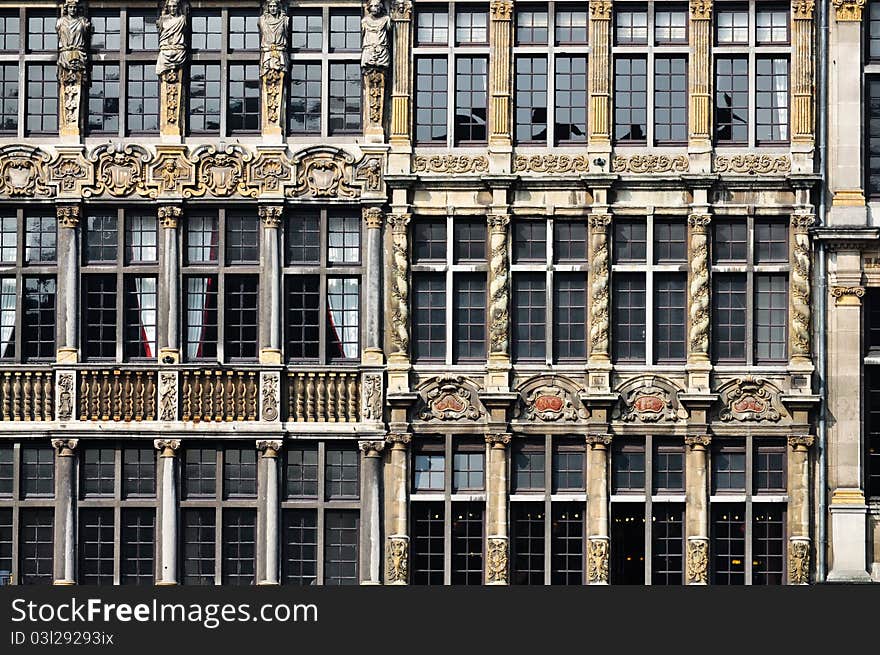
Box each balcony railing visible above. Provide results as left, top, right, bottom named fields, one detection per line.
left=181, top=370, right=258, bottom=422
left=0, top=371, right=53, bottom=421
left=287, top=371, right=360, bottom=422
left=79, top=369, right=157, bottom=422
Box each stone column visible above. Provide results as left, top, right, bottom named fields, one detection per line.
left=257, top=440, right=282, bottom=585
left=791, top=0, right=815, bottom=145
left=360, top=441, right=385, bottom=584
left=385, top=432, right=411, bottom=584
left=827, top=283, right=871, bottom=581
left=52, top=438, right=78, bottom=585
left=362, top=207, right=385, bottom=365
left=586, top=434, right=611, bottom=584
left=687, top=213, right=711, bottom=391
left=588, top=213, right=612, bottom=391
left=485, top=433, right=511, bottom=585
left=389, top=1, right=413, bottom=151
left=158, top=206, right=181, bottom=364
left=685, top=435, right=711, bottom=585
left=487, top=213, right=510, bottom=390
left=155, top=438, right=180, bottom=585
left=488, top=0, right=513, bottom=159
left=789, top=214, right=815, bottom=368
left=588, top=1, right=612, bottom=152
left=386, top=213, right=411, bottom=390
left=56, top=204, right=80, bottom=363
left=788, top=435, right=814, bottom=585
left=259, top=206, right=283, bottom=364
left=687, top=0, right=712, bottom=158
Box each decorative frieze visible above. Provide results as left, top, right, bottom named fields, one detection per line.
left=486, top=537, right=509, bottom=584
left=832, top=0, right=866, bottom=21
left=587, top=536, right=609, bottom=583
left=413, top=154, right=489, bottom=174
left=611, top=154, right=689, bottom=174
left=361, top=373, right=383, bottom=421
left=387, top=212, right=411, bottom=357
left=588, top=214, right=612, bottom=361
left=790, top=214, right=815, bottom=362
left=688, top=213, right=711, bottom=361
left=488, top=214, right=510, bottom=357
left=714, top=154, right=792, bottom=175
left=418, top=376, right=484, bottom=421
left=87, top=143, right=152, bottom=198
left=686, top=538, right=709, bottom=584
left=513, top=154, right=589, bottom=174
left=717, top=376, right=787, bottom=423
left=158, top=371, right=178, bottom=422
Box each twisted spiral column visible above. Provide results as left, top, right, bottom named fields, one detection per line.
left=790, top=214, right=815, bottom=364
left=488, top=214, right=510, bottom=357
left=688, top=214, right=711, bottom=362
left=589, top=214, right=611, bottom=361
left=387, top=213, right=411, bottom=360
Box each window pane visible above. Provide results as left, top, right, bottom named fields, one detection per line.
left=554, top=274, right=586, bottom=360
left=324, top=510, right=359, bottom=585
left=224, top=276, right=259, bottom=360
left=614, top=56, right=647, bottom=142
left=614, top=6, right=648, bottom=45
left=81, top=447, right=115, bottom=497
left=613, top=219, right=647, bottom=263
left=654, top=56, right=687, bottom=143
left=223, top=447, right=257, bottom=498
left=513, top=441, right=546, bottom=492
left=125, top=213, right=158, bottom=263
left=292, top=11, right=323, bottom=50
left=515, top=56, right=548, bottom=144
left=19, top=508, right=54, bottom=584
left=412, top=502, right=445, bottom=585
left=22, top=446, right=54, bottom=498
left=416, top=7, right=449, bottom=45
left=328, top=214, right=360, bottom=263
left=189, top=63, right=221, bottom=133
left=715, top=56, right=749, bottom=144
left=453, top=274, right=486, bottom=362
left=183, top=447, right=216, bottom=498
left=513, top=220, right=546, bottom=263
left=755, top=274, right=788, bottom=363
left=752, top=504, right=785, bottom=585
left=513, top=273, right=547, bottom=361
left=123, top=447, right=156, bottom=498
left=555, top=6, right=588, bottom=44
left=83, top=275, right=117, bottom=360
left=327, top=277, right=360, bottom=360
left=755, top=220, right=789, bottom=263
left=551, top=503, right=583, bottom=585
left=451, top=502, right=483, bottom=584
left=413, top=273, right=446, bottom=362
left=186, top=213, right=219, bottom=264
left=611, top=440, right=645, bottom=493
left=182, top=509, right=215, bottom=585
left=652, top=504, right=684, bottom=585
left=184, top=275, right=218, bottom=361
left=711, top=504, right=745, bottom=585
left=286, top=213, right=320, bottom=264
left=756, top=57, right=789, bottom=144
left=222, top=510, right=256, bottom=585
left=285, top=275, right=320, bottom=361
left=716, top=7, right=748, bottom=44
left=712, top=440, right=746, bottom=492
left=78, top=509, right=114, bottom=585
left=0, top=64, right=18, bottom=133
left=654, top=274, right=687, bottom=363
left=414, top=451, right=446, bottom=491
left=553, top=439, right=585, bottom=492
left=516, top=7, right=549, bottom=44
left=88, top=64, right=120, bottom=134
left=326, top=446, right=359, bottom=499
left=554, top=56, right=588, bottom=143
left=124, top=276, right=157, bottom=360
left=612, top=273, right=646, bottom=362
left=414, top=220, right=447, bottom=262
left=126, top=64, right=159, bottom=133
left=712, top=274, right=747, bottom=362
left=453, top=449, right=484, bottom=491
left=415, top=57, right=448, bottom=143
left=228, top=64, right=260, bottom=132
left=456, top=6, right=488, bottom=44
left=329, top=62, right=361, bottom=134
left=121, top=509, right=154, bottom=585
left=282, top=509, right=318, bottom=585
left=512, top=503, right=545, bottom=585
left=289, top=62, right=322, bottom=134
left=285, top=444, right=318, bottom=499
left=454, top=221, right=486, bottom=262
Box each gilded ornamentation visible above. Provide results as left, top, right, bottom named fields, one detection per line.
left=714, top=154, right=792, bottom=175
left=259, top=205, right=283, bottom=228
left=687, top=539, right=709, bottom=584
left=611, top=154, right=689, bottom=174
left=685, top=435, right=712, bottom=449
left=791, top=214, right=814, bottom=359
left=792, top=0, right=815, bottom=19
left=87, top=143, right=150, bottom=198
left=56, top=371, right=75, bottom=421
left=56, top=0, right=91, bottom=131
left=718, top=376, right=787, bottom=423
left=689, top=214, right=711, bottom=357
left=832, top=0, right=866, bottom=21
left=362, top=207, right=384, bottom=229
left=157, top=205, right=181, bottom=229
left=247, top=149, right=291, bottom=195
left=589, top=0, right=612, bottom=19
left=154, top=439, right=181, bottom=455
left=788, top=435, right=815, bottom=450
left=831, top=286, right=865, bottom=301
left=486, top=537, right=509, bottom=584
left=158, top=372, right=177, bottom=422
left=364, top=68, right=386, bottom=126
left=290, top=146, right=358, bottom=198
left=260, top=371, right=280, bottom=421
left=689, top=0, right=713, bottom=19
left=589, top=214, right=611, bottom=358
left=490, top=0, right=513, bottom=20
left=587, top=538, right=609, bottom=583
left=0, top=146, right=52, bottom=197
left=614, top=375, right=688, bottom=423
left=488, top=214, right=510, bottom=355
left=513, top=154, right=589, bottom=174
left=355, top=156, right=383, bottom=192
left=418, top=376, right=483, bottom=421
left=362, top=373, right=383, bottom=421
left=187, top=145, right=254, bottom=198
left=789, top=539, right=810, bottom=584
left=413, top=154, right=489, bottom=174
left=388, top=212, right=410, bottom=355
left=386, top=536, right=409, bottom=583
left=516, top=376, right=588, bottom=422
left=56, top=204, right=81, bottom=229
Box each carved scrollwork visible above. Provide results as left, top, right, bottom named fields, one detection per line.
left=515, top=375, right=588, bottom=422
left=0, top=146, right=52, bottom=197
left=587, top=537, right=609, bottom=583
left=289, top=145, right=358, bottom=198
left=513, top=154, right=589, bottom=174
left=589, top=0, right=613, bottom=19
left=687, top=538, right=709, bottom=584
left=386, top=536, right=409, bottom=583
left=689, top=0, right=713, bottom=20
left=413, top=154, right=489, bottom=174
left=247, top=148, right=292, bottom=196
left=832, top=0, right=866, bottom=21
left=714, top=154, right=792, bottom=175
left=417, top=375, right=484, bottom=421
left=362, top=373, right=383, bottom=421
left=260, top=372, right=280, bottom=422
left=86, top=143, right=151, bottom=198
left=49, top=150, right=92, bottom=196
left=486, top=537, right=509, bottom=584
left=147, top=148, right=195, bottom=196
left=792, top=0, right=815, bottom=19
left=186, top=145, right=255, bottom=198
left=355, top=156, right=383, bottom=192
left=611, top=154, right=689, bottom=174
left=613, top=375, right=688, bottom=423
left=717, top=376, right=787, bottom=423
left=788, top=538, right=810, bottom=584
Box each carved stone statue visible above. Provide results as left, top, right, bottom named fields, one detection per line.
left=56, top=0, right=91, bottom=79
left=361, top=0, right=390, bottom=69
left=259, top=0, right=289, bottom=77
left=156, top=0, right=187, bottom=78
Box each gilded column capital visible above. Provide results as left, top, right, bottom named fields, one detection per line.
left=359, top=440, right=386, bottom=457
left=258, top=205, right=283, bottom=228
left=51, top=438, right=79, bottom=456
left=485, top=432, right=512, bottom=448
left=589, top=0, right=613, bottom=19
left=363, top=206, right=384, bottom=230
left=386, top=432, right=412, bottom=447
left=792, top=0, right=816, bottom=19
left=689, top=0, right=713, bottom=19
left=57, top=204, right=81, bottom=228
left=391, top=0, right=413, bottom=21
left=256, top=439, right=283, bottom=458
left=585, top=433, right=612, bottom=449
left=490, top=0, right=513, bottom=20
left=831, top=285, right=865, bottom=306
left=788, top=435, right=815, bottom=451
left=832, top=0, right=866, bottom=21
left=685, top=435, right=712, bottom=450
left=154, top=438, right=181, bottom=457
left=158, top=205, right=182, bottom=229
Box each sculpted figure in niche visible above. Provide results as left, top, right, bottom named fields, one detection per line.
left=156, top=0, right=187, bottom=78
left=56, top=0, right=91, bottom=79
left=361, top=0, right=390, bottom=69
left=259, top=0, right=290, bottom=77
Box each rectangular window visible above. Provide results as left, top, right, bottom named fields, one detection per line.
left=555, top=6, right=588, bottom=45
left=551, top=503, right=583, bottom=585
left=222, top=510, right=256, bottom=585
left=23, top=277, right=56, bottom=361
left=514, top=440, right=545, bottom=492
left=453, top=274, right=486, bottom=362
left=19, top=508, right=53, bottom=584
left=654, top=5, right=688, bottom=44
left=123, top=447, right=155, bottom=498
left=284, top=275, right=320, bottom=361
left=127, top=13, right=158, bottom=51
left=21, top=446, right=53, bottom=498
left=512, top=503, right=545, bottom=585
left=453, top=446, right=485, bottom=492
left=412, top=502, right=445, bottom=585
left=612, top=439, right=645, bottom=493
left=0, top=64, right=18, bottom=133
left=0, top=508, right=11, bottom=584
left=182, top=509, right=215, bottom=585
left=184, top=275, right=218, bottom=361
left=183, top=447, right=216, bottom=499
left=326, top=447, right=359, bottom=500
left=229, top=11, right=260, bottom=51
left=324, top=510, right=359, bottom=585
left=414, top=220, right=447, bottom=261
left=415, top=57, right=448, bottom=143
left=0, top=445, right=12, bottom=496
left=711, top=504, right=746, bottom=585
left=416, top=6, right=448, bottom=46
left=516, top=6, right=549, bottom=45
left=0, top=12, right=20, bottom=51
left=120, top=509, right=154, bottom=585
left=871, top=2, right=880, bottom=60
left=715, top=6, right=748, bottom=44
left=652, top=504, right=684, bottom=585
left=0, top=277, right=14, bottom=360
left=26, top=64, right=58, bottom=134
left=454, top=57, right=488, bottom=144
left=292, top=11, right=323, bottom=50
left=654, top=220, right=686, bottom=263
left=713, top=220, right=747, bottom=263
left=755, top=439, right=786, bottom=493
left=756, top=6, right=789, bottom=44
left=285, top=444, right=318, bottom=499
left=412, top=274, right=446, bottom=362
left=712, top=440, right=746, bottom=493
left=286, top=213, right=320, bottom=264
left=513, top=220, right=546, bottom=263
left=0, top=215, right=14, bottom=262
left=715, top=56, right=749, bottom=144
left=126, top=64, right=159, bottom=133
left=457, top=220, right=489, bottom=261
left=654, top=274, right=687, bottom=363
left=613, top=219, right=647, bottom=263
left=451, top=502, right=483, bottom=585
left=81, top=447, right=115, bottom=498
left=755, top=274, right=788, bottom=363
left=456, top=6, right=488, bottom=45
left=328, top=214, right=360, bottom=264
left=125, top=213, right=158, bottom=264
left=552, top=439, right=584, bottom=491
left=327, top=277, right=359, bottom=360
left=554, top=275, right=587, bottom=361
left=328, top=62, right=361, bottom=135
left=756, top=57, right=789, bottom=144
left=754, top=220, right=789, bottom=264
left=612, top=273, right=646, bottom=362
left=654, top=56, right=687, bottom=144
left=654, top=441, right=685, bottom=493
left=555, top=56, right=588, bottom=144
left=614, top=4, right=648, bottom=44
left=289, top=63, right=322, bottom=134
left=414, top=447, right=445, bottom=491
left=614, top=56, right=647, bottom=143
left=712, top=274, right=747, bottom=363
left=228, top=64, right=260, bottom=133
left=610, top=504, right=645, bottom=584
left=513, top=274, right=547, bottom=361
left=223, top=447, right=257, bottom=498
left=189, top=63, right=222, bottom=133
left=752, top=504, right=785, bottom=585
left=224, top=275, right=259, bottom=361
left=186, top=213, right=219, bottom=264
left=123, top=276, right=157, bottom=360
left=554, top=222, right=587, bottom=262
left=85, top=213, right=118, bottom=264
left=191, top=11, right=222, bottom=51
left=78, top=509, right=114, bottom=585
left=225, top=213, right=259, bottom=264
left=25, top=213, right=56, bottom=264
left=329, top=10, right=361, bottom=51
left=515, top=56, right=548, bottom=144
left=282, top=509, right=318, bottom=585
left=88, top=64, right=120, bottom=134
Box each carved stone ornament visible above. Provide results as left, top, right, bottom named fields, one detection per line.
left=362, top=373, right=383, bottom=421
left=513, top=154, right=589, bottom=174
left=260, top=371, right=280, bottom=421
left=488, top=214, right=510, bottom=355
left=388, top=213, right=410, bottom=355
left=611, top=154, right=689, bottom=174
left=362, top=206, right=384, bottom=230
left=486, top=537, right=509, bottom=584
left=788, top=435, right=815, bottom=450
left=714, top=154, right=792, bottom=175
left=589, top=0, right=612, bottom=19
left=362, top=0, right=391, bottom=69
left=686, top=538, right=709, bottom=584
left=587, top=537, right=609, bottom=583
left=788, top=538, right=810, bottom=584
left=256, top=439, right=283, bottom=457
left=359, top=440, right=385, bottom=456
left=589, top=214, right=612, bottom=357
left=418, top=376, right=484, bottom=421
left=413, top=155, right=489, bottom=174
left=289, top=146, right=358, bottom=198
left=156, top=0, right=188, bottom=78
left=0, top=146, right=52, bottom=197
left=158, top=205, right=182, bottom=229
left=613, top=375, right=688, bottom=423
left=355, top=156, right=383, bottom=192
left=831, top=286, right=865, bottom=303
left=56, top=371, right=75, bottom=421
left=247, top=149, right=292, bottom=195
left=790, top=214, right=814, bottom=358
left=485, top=433, right=512, bottom=446
left=685, top=435, right=712, bottom=449
left=386, top=536, right=409, bottom=583
left=391, top=0, right=412, bottom=21
left=148, top=150, right=195, bottom=195
left=832, top=0, right=866, bottom=21
left=515, top=375, right=588, bottom=422
left=490, top=0, right=513, bottom=21
left=86, top=143, right=151, bottom=198
left=585, top=434, right=613, bottom=448
left=259, top=0, right=289, bottom=127
left=385, top=432, right=412, bottom=446
left=49, top=150, right=92, bottom=196
left=57, top=204, right=81, bottom=228
left=56, top=0, right=91, bottom=131
left=187, top=145, right=255, bottom=198
left=52, top=438, right=79, bottom=455
left=689, top=213, right=711, bottom=357
left=158, top=372, right=178, bottom=421
left=364, top=68, right=386, bottom=126
left=718, top=376, right=787, bottom=423
left=259, top=205, right=283, bottom=228
left=690, top=0, right=713, bottom=20
left=792, top=0, right=815, bottom=19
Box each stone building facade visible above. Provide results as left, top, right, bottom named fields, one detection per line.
left=0, top=0, right=872, bottom=587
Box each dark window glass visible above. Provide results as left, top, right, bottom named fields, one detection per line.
left=415, top=57, right=448, bottom=143
left=552, top=439, right=584, bottom=491
left=867, top=366, right=880, bottom=497
left=551, top=503, right=583, bottom=585
left=416, top=6, right=449, bottom=45
left=614, top=5, right=647, bottom=44
left=83, top=275, right=117, bottom=360
left=755, top=439, right=786, bottom=493
left=512, top=503, right=545, bottom=585
left=451, top=502, right=483, bottom=585
left=328, top=214, right=360, bottom=264
left=713, top=221, right=747, bottom=263
left=19, top=508, right=53, bottom=584
left=229, top=64, right=261, bottom=132
left=613, top=219, right=647, bottom=263
left=289, top=63, right=322, bottom=134
left=453, top=448, right=484, bottom=491
left=82, top=447, right=115, bottom=497
left=414, top=220, right=447, bottom=261
left=26, top=64, right=58, bottom=134
left=555, top=56, right=588, bottom=143
left=752, top=504, right=785, bottom=585
left=186, top=213, right=219, bottom=264
left=0, top=12, right=20, bottom=51
left=121, top=509, right=154, bottom=585
left=123, top=275, right=158, bottom=360
left=755, top=274, right=788, bottom=363
left=88, top=64, right=120, bottom=134
left=513, top=440, right=545, bottom=491
left=92, top=12, right=123, bottom=53
left=614, top=56, right=647, bottom=142
left=191, top=11, right=222, bottom=50
left=711, top=504, right=745, bottom=585
left=516, top=7, right=549, bottom=44
left=182, top=509, right=215, bottom=585
left=655, top=5, right=688, bottom=43
left=715, top=6, right=748, bottom=44
left=612, top=273, right=646, bottom=362
left=286, top=213, right=320, bottom=264
left=454, top=57, right=488, bottom=144
left=222, top=510, right=256, bottom=585
left=515, top=56, right=548, bottom=143
left=282, top=509, right=318, bottom=585
left=0, top=64, right=18, bottom=132
left=285, top=444, right=318, bottom=499
left=756, top=6, right=789, bottom=44
left=78, top=509, right=114, bottom=585
left=654, top=274, right=687, bottom=363
left=127, top=13, right=159, bottom=50
left=513, top=274, right=547, bottom=361
left=513, top=221, right=546, bottom=263
left=453, top=274, right=486, bottom=362
left=712, top=440, right=746, bottom=493
left=183, top=447, right=216, bottom=499
left=712, top=274, right=747, bottom=362
left=26, top=213, right=56, bottom=264
left=654, top=220, right=686, bottom=262
left=0, top=277, right=14, bottom=360
left=756, top=57, right=789, bottom=144
left=329, top=10, right=361, bottom=50
left=413, top=274, right=446, bottom=362
left=652, top=504, right=684, bottom=585
left=0, top=508, right=11, bottom=584
left=85, top=213, right=117, bottom=263
left=184, top=275, right=218, bottom=361
left=326, top=447, right=359, bottom=499
left=612, top=439, right=645, bottom=493
left=324, top=510, right=359, bottom=585
left=654, top=56, right=687, bottom=144
left=755, top=220, right=789, bottom=263
left=27, top=11, right=56, bottom=51
left=455, top=6, right=488, bottom=44
left=224, top=275, right=259, bottom=361
left=229, top=11, right=260, bottom=51
left=610, top=504, right=645, bottom=584
left=223, top=447, right=257, bottom=498
left=715, top=56, right=748, bottom=144
left=126, top=64, right=159, bottom=133
left=22, top=446, right=53, bottom=497
left=285, top=275, right=320, bottom=361
left=412, top=501, right=445, bottom=585
left=327, top=277, right=359, bottom=361
left=125, top=213, right=158, bottom=263
left=123, top=447, right=155, bottom=498
left=329, top=62, right=361, bottom=134
left=0, top=446, right=11, bottom=496
left=554, top=221, right=587, bottom=262
left=291, top=11, right=323, bottom=50
left=189, top=63, right=222, bottom=133
left=0, top=215, right=14, bottom=263
left=23, top=277, right=56, bottom=361
left=554, top=274, right=586, bottom=360
left=414, top=446, right=445, bottom=491
left=870, top=3, right=880, bottom=60
left=654, top=442, right=685, bottom=493
left=555, top=6, right=588, bottom=44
